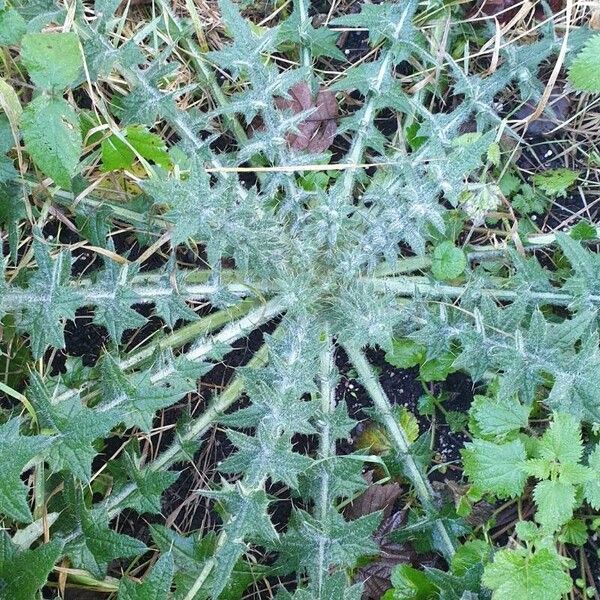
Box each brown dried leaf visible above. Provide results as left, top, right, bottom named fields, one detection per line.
left=275, top=82, right=338, bottom=153
left=345, top=472, right=402, bottom=521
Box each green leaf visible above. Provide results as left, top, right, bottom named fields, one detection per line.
left=150, top=525, right=267, bottom=599
left=533, top=168, right=579, bottom=198
left=470, top=395, right=530, bottom=438
left=389, top=564, right=437, bottom=599
left=570, top=220, right=597, bottom=241
left=118, top=553, right=174, bottom=600
left=482, top=547, right=572, bottom=600
left=568, top=34, right=600, bottom=92
left=99, top=354, right=193, bottom=432
left=21, top=95, right=82, bottom=189
left=61, top=480, right=147, bottom=579
left=533, top=479, right=576, bottom=532
left=385, top=338, right=426, bottom=369
left=28, top=374, right=121, bottom=481
left=462, top=439, right=527, bottom=498
left=537, top=412, right=583, bottom=467
left=584, top=443, right=600, bottom=509
left=558, top=519, right=588, bottom=546
left=279, top=509, right=381, bottom=583
left=21, top=32, right=82, bottom=91
left=431, top=241, right=467, bottom=281
left=220, top=427, right=312, bottom=488
left=201, top=481, right=279, bottom=597
left=101, top=125, right=171, bottom=172
left=91, top=257, right=146, bottom=342
left=110, top=450, right=179, bottom=515
left=0, top=532, right=63, bottom=600
left=0, top=6, right=26, bottom=45
left=419, top=352, right=456, bottom=382
left=0, top=418, right=52, bottom=522
left=17, top=237, right=82, bottom=358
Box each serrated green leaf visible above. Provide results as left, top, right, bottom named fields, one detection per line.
left=99, top=354, right=192, bottom=432
left=533, top=168, right=579, bottom=198
left=537, top=412, right=583, bottom=467
left=118, top=553, right=174, bottom=600
left=470, top=395, right=530, bottom=438
left=21, top=95, right=82, bottom=189
left=0, top=6, right=25, bottom=45
left=110, top=451, right=179, bottom=515
left=533, top=479, right=576, bottom=532
left=28, top=374, right=121, bottom=481
left=0, top=532, right=63, bottom=600
left=17, top=238, right=82, bottom=358
left=482, top=547, right=572, bottom=600
left=61, top=480, right=147, bottom=579
left=385, top=338, right=426, bottom=369
left=568, top=34, right=600, bottom=92
left=0, top=418, right=52, bottom=522
left=462, top=439, right=527, bottom=498
left=584, top=443, right=600, bottom=509
left=21, top=32, right=82, bottom=91
left=432, top=241, right=466, bottom=281
left=101, top=125, right=171, bottom=172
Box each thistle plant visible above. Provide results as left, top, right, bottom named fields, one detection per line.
left=0, top=0, right=599, bottom=598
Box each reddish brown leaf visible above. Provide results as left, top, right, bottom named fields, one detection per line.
left=275, top=82, right=338, bottom=153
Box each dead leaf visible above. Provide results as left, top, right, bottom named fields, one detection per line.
left=275, top=82, right=338, bottom=153
left=345, top=472, right=402, bottom=521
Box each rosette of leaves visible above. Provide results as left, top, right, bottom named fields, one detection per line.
left=0, top=0, right=598, bottom=598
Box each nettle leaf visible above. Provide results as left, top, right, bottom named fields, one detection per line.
left=584, top=443, right=600, bottom=509
left=21, top=95, right=82, bottom=189
left=469, top=395, right=530, bottom=438
left=21, top=32, right=83, bottom=91
left=431, top=241, right=467, bottom=281
left=0, top=532, right=63, bottom=600
left=482, top=546, right=572, bottom=600
left=17, top=237, right=82, bottom=358
left=99, top=354, right=192, bottom=432
left=118, top=553, right=175, bottom=600
left=533, top=479, right=576, bottom=532
left=533, top=168, right=579, bottom=198
left=568, top=33, right=600, bottom=92
left=0, top=4, right=26, bottom=45
left=0, top=417, right=52, bottom=522
left=28, top=374, right=121, bottom=481
left=462, top=439, right=527, bottom=498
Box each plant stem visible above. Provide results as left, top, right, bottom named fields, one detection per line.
left=345, top=345, right=456, bottom=560
left=314, top=330, right=336, bottom=595
left=369, top=275, right=593, bottom=307
left=97, top=297, right=286, bottom=413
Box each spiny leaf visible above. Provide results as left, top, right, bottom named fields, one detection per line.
left=0, top=418, right=52, bottom=522
left=16, top=237, right=82, bottom=358
left=28, top=373, right=121, bottom=481
left=99, top=353, right=195, bottom=432
left=0, top=532, right=63, bottom=600
left=118, top=553, right=175, bottom=600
